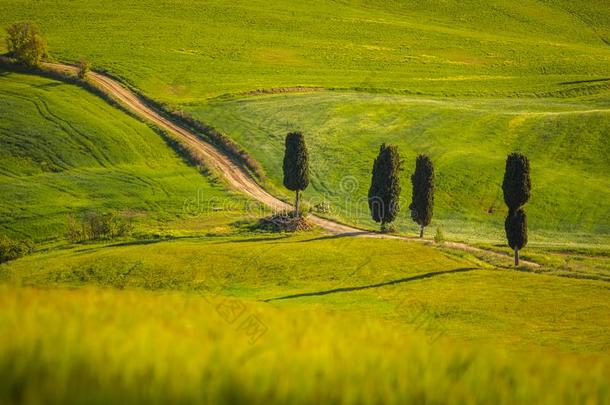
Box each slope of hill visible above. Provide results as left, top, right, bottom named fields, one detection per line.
left=1, top=234, right=609, bottom=403
left=0, top=0, right=609, bottom=101
left=1, top=0, right=608, bottom=243
left=0, top=72, right=244, bottom=241
left=188, top=92, right=610, bottom=243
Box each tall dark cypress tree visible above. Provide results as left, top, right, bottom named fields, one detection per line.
left=502, top=153, right=531, bottom=210
left=283, top=132, right=309, bottom=217
left=409, top=154, right=435, bottom=238
left=502, top=152, right=531, bottom=266
left=368, top=144, right=401, bottom=232
left=505, top=208, right=527, bottom=265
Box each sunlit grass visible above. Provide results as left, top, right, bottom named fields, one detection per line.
left=1, top=284, right=608, bottom=404
left=3, top=234, right=610, bottom=352
left=188, top=92, right=610, bottom=244
left=0, top=72, right=248, bottom=242
left=0, top=0, right=609, bottom=101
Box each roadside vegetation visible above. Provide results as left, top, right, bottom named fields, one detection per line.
left=5, top=22, right=46, bottom=66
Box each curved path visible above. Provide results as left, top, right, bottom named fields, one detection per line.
left=42, top=61, right=538, bottom=267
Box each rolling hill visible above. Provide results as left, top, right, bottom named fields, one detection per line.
left=0, top=1, right=609, bottom=403
left=0, top=0, right=609, bottom=101
left=188, top=91, right=610, bottom=243
left=2, top=0, right=608, bottom=243
left=0, top=71, right=246, bottom=241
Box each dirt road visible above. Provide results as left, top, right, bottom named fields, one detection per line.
left=42, top=61, right=538, bottom=267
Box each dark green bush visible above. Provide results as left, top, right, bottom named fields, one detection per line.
left=0, top=235, right=34, bottom=263
left=65, top=211, right=134, bottom=242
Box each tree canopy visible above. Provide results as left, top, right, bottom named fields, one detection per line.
left=6, top=22, right=47, bottom=67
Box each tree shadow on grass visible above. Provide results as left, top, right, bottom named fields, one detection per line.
left=211, top=235, right=292, bottom=244
left=297, top=231, right=374, bottom=243
left=559, top=78, right=610, bottom=85
left=64, top=236, right=201, bottom=256
left=263, top=267, right=480, bottom=302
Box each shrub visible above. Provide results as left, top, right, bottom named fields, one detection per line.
left=254, top=211, right=313, bottom=232
left=77, top=59, right=90, bottom=79
left=0, top=235, right=34, bottom=264
left=65, top=211, right=134, bottom=242
left=313, top=201, right=332, bottom=214
left=5, top=22, right=47, bottom=67
left=380, top=222, right=397, bottom=234
left=434, top=227, right=445, bottom=244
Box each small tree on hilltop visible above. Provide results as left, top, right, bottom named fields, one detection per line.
left=283, top=131, right=309, bottom=217
left=505, top=208, right=527, bottom=266
left=502, top=152, right=531, bottom=266
left=6, top=22, right=47, bottom=67
left=368, top=143, right=401, bottom=232
left=409, top=154, right=435, bottom=238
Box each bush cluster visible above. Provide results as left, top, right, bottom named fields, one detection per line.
left=65, top=211, right=134, bottom=242
left=0, top=235, right=34, bottom=264
left=5, top=22, right=47, bottom=67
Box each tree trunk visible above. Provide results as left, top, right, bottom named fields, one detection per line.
left=419, top=224, right=424, bottom=238
left=295, top=190, right=300, bottom=217
left=514, top=249, right=519, bottom=266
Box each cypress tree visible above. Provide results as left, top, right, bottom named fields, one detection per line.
left=502, top=152, right=531, bottom=210
left=282, top=132, right=309, bottom=217
left=368, top=144, right=401, bottom=232
left=505, top=208, right=527, bottom=266
left=409, top=154, right=435, bottom=238
left=502, top=152, right=531, bottom=266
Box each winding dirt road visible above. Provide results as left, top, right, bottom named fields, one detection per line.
left=41, top=61, right=538, bottom=267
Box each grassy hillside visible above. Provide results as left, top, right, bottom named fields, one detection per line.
left=0, top=72, right=247, bottom=242
left=1, top=0, right=608, bottom=244
left=0, top=0, right=609, bottom=101
left=0, top=2, right=608, bottom=403
left=1, top=235, right=609, bottom=403
left=188, top=92, right=610, bottom=243
left=3, top=234, right=609, bottom=350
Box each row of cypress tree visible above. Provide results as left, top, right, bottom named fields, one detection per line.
left=367, top=144, right=435, bottom=238
left=282, top=132, right=530, bottom=266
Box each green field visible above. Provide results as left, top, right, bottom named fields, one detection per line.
left=3, top=0, right=608, bottom=244
left=0, top=72, right=249, bottom=242
left=188, top=92, right=610, bottom=243
left=1, top=0, right=609, bottom=101
left=1, top=0, right=610, bottom=403
left=2, top=234, right=610, bottom=403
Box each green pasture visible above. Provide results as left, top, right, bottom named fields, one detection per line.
left=189, top=92, right=610, bottom=243
left=0, top=0, right=609, bottom=101
left=0, top=72, right=249, bottom=242
left=1, top=234, right=609, bottom=403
